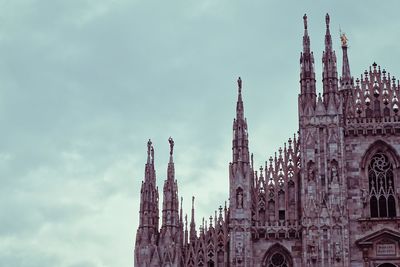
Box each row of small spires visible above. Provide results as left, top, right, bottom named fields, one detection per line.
left=180, top=195, right=228, bottom=240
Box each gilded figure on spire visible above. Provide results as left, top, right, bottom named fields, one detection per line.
left=340, top=33, right=348, bottom=47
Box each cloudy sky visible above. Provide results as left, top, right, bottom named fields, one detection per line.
left=2, top=0, right=400, bottom=266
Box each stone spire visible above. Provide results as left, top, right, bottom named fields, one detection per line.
left=322, top=13, right=339, bottom=112
left=167, top=136, right=175, bottom=181
left=135, top=139, right=159, bottom=246
left=324, top=13, right=332, bottom=52
left=299, top=14, right=317, bottom=116
left=232, top=77, right=250, bottom=163
left=339, top=32, right=356, bottom=120
left=161, top=137, right=180, bottom=231
left=340, top=32, right=353, bottom=89
left=189, top=196, right=197, bottom=243
left=229, top=77, right=254, bottom=265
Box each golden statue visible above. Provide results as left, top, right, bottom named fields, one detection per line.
left=340, top=33, right=348, bottom=47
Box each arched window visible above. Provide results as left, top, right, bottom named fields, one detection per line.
left=368, top=153, right=397, bottom=218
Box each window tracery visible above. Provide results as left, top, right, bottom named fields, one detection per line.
left=368, top=153, right=397, bottom=218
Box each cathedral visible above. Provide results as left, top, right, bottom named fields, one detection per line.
left=134, top=14, right=400, bottom=267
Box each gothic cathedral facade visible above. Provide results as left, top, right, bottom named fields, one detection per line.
left=134, top=14, right=400, bottom=267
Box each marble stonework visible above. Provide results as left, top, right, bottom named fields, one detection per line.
left=134, top=14, right=400, bottom=267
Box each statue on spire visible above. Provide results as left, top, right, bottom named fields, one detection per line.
left=168, top=137, right=174, bottom=156
left=325, top=13, right=330, bottom=27
left=147, top=139, right=152, bottom=155
left=303, top=14, right=308, bottom=29
left=340, top=32, right=348, bottom=47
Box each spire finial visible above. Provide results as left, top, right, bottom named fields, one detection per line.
left=237, top=77, right=242, bottom=93
left=168, top=136, right=174, bottom=156
left=325, top=13, right=330, bottom=28
left=147, top=139, right=152, bottom=163
left=303, top=14, right=308, bottom=30
left=189, top=195, right=196, bottom=242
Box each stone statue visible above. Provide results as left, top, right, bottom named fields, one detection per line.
left=237, top=190, right=243, bottom=209
left=237, top=77, right=242, bottom=91
left=308, top=167, right=315, bottom=181
left=361, top=189, right=368, bottom=206
left=168, top=137, right=174, bottom=155
left=303, top=14, right=307, bottom=29
left=325, top=13, right=330, bottom=27
left=331, top=166, right=338, bottom=183
left=147, top=139, right=152, bottom=155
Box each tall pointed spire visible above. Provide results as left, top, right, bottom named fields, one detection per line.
left=160, top=137, right=180, bottom=242
left=232, top=77, right=249, bottom=163
left=136, top=140, right=159, bottom=245
left=299, top=14, right=317, bottom=116
left=322, top=13, right=339, bottom=111
left=340, top=32, right=353, bottom=89
left=189, top=196, right=197, bottom=243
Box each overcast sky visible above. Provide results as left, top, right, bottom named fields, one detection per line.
left=2, top=1, right=400, bottom=266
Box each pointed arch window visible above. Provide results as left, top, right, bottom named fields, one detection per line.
left=368, top=153, right=397, bottom=218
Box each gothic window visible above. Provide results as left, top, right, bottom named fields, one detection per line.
left=368, top=153, right=397, bottom=218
